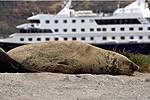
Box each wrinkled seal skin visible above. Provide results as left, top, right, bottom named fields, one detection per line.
left=0, top=48, right=37, bottom=72
left=7, top=41, right=139, bottom=75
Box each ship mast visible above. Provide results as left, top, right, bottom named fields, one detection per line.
left=56, top=0, right=73, bottom=17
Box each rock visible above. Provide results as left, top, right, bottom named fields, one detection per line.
left=61, top=75, right=82, bottom=82
left=0, top=48, right=37, bottom=72
left=145, top=78, right=150, bottom=82
left=7, top=41, right=139, bottom=75
left=62, top=74, right=124, bottom=83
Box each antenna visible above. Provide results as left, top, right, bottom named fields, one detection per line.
left=117, top=0, right=120, bottom=9
left=64, top=0, right=72, bottom=9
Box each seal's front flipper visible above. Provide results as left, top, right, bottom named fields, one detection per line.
left=46, top=64, right=76, bottom=74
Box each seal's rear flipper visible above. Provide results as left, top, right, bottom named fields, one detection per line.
left=0, top=48, right=38, bottom=73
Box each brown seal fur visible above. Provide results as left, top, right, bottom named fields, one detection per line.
left=7, top=41, right=139, bottom=75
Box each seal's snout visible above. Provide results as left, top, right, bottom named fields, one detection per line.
left=130, top=62, right=139, bottom=73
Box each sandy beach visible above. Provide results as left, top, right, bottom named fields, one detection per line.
left=0, top=72, right=150, bottom=100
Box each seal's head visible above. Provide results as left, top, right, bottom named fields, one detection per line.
left=117, top=55, right=139, bottom=76
left=126, top=60, right=139, bottom=76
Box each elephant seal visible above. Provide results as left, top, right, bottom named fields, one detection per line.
left=7, top=41, right=139, bottom=75
left=0, top=48, right=36, bottom=72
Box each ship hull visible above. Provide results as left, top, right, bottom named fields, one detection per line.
left=0, top=42, right=150, bottom=54
left=93, top=43, right=150, bottom=54
left=0, top=42, right=26, bottom=52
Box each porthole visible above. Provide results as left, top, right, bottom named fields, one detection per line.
left=129, top=27, right=134, bottom=31
left=45, top=38, right=50, bottom=41
left=139, top=36, right=143, bottom=39
left=55, top=37, right=59, bottom=41
left=55, top=20, right=58, bottom=23
left=64, top=37, right=68, bottom=41
left=102, top=28, right=106, bottom=31
left=120, top=28, right=124, bottom=31
left=81, top=37, right=85, bottom=40
left=102, top=37, right=107, bottom=40
left=81, top=28, right=85, bottom=32
left=90, top=37, right=94, bottom=40
left=20, top=38, right=24, bottom=41
left=55, top=29, right=58, bottom=32
left=139, top=27, right=143, bottom=31
left=121, top=36, right=125, bottom=40
left=63, top=20, right=67, bottom=23
left=63, top=29, right=67, bottom=32
left=97, top=28, right=101, bottom=31
left=130, top=36, right=134, bottom=39
left=90, top=28, right=94, bottom=31
left=28, top=38, right=32, bottom=41
left=72, top=29, right=76, bottom=32
left=111, top=28, right=115, bottom=31
left=112, top=36, right=115, bottom=40
left=37, top=38, right=41, bottom=41
left=81, top=19, right=85, bottom=23
left=46, top=20, right=50, bottom=23
left=72, top=37, right=77, bottom=40
left=72, top=20, right=76, bottom=23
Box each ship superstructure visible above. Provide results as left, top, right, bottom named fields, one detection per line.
left=1, top=0, right=150, bottom=53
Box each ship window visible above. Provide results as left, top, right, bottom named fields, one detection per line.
left=111, top=28, right=115, bottom=31
left=64, top=37, right=68, bottom=41
left=81, top=19, right=85, bottom=23
left=55, top=20, right=58, bottom=23
left=27, top=29, right=52, bottom=33
left=39, top=30, right=42, bottom=33
left=81, top=28, right=85, bottom=32
left=20, top=29, right=27, bottom=33
left=43, top=30, right=48, bottom=33
left=28, top=38, right=32, bottom=41
left=37, top=38, right=41, bottom=41
left=45, top=38, right=50, bottom=41
left=20, top=38, right=24, bottom=41
left=120, top=28, right=124, bottom=31
left=102, top=28, right=106, bottom=31
left=103, top=37, right=107, bottom=40
left=90, top=19, right=94, bottom=23
left=46, top=20, right=50, bottom=23
left=121, top=36, right=125, bottom=40
left=30, top=20, right=40, bottom=23
left=90, top=37, right=94, bottom=40
left=149, top=36, right=150, bottom=39
left=63, top=29, right=67, bottom=32
left=139, top=27, right=143, bottom=31
left=55, top=37, right=59, bottom=41
left=129, top=27, right=134, bottom=31
left=130, top=36, right=134, bottom=39
left=72, top=20, right=76, bottom=23
left=81, top=37, right=85, bottom=40
left=72, top=37, right=77, bottom=40
left=95, top=19, right=141, bottom=25
left=72, top=29, right=76, bottom=32
left=90, top=28, right=94, bottom=31
left=139, top=36, right=143, bottom=39
left=148, top=27, right=150, bottom=30
left=97, top=28, right=101, bottom=31
left=55, top=29, right=58, bottom=32
left=112, top=36, right=115, bottom=40
left=31, top=25, right=34, bottom=27
left=63, top=20, right=67, bottom=23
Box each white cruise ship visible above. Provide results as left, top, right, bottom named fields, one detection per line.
left=0, top=0, right=150, bottom=53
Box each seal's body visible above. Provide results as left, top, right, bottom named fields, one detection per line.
left=7, top=41, right=138, bottom=75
